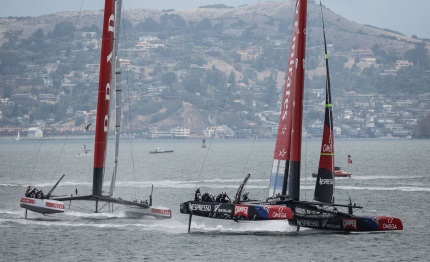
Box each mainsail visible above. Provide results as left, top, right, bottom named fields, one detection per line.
left=93, top=0, right=115, bottom=196
left=313, top=6, right=335, bottom=203
left=269, top=0, right=307, bottom=200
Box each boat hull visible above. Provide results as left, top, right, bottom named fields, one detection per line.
left=20, top=197, right=65, bottom=214
left=180, top=201, right=293, bottom=221
left=312, top=170, right=351, bottom=178
left=125, top=206, right=172, bottom=219
left=149, top=150, right=173, bottom=154
left=292, top=213, right=403, bottom=232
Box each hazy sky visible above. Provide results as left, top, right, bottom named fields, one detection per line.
left=2, top=0, right=429, bottom=38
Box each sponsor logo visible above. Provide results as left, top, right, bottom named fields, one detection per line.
left=319, top=178, right=334, bottom=185
left=217, top=209, right=232, bottom=213
left=234, top=205, right=249, bottom=218
left=20, top=198, right=35, bottom=204
left=382, top=217, right=397, bottom=230
left=322, top=143, right=333, bottom=153
left=382, top=223, right=397, bottom=230
left=297, top=219, right=320, bottom=227
left=322, top=220, right=341, bottom=229
left=324, top=223, right=341, bottom=229
left=152, top=208, right=172, bottom=216
left=45, top=202, right=65, bottom=209
left=343, top=218, right=357, bottom=230
left=214, top=204, right=232, bottom=214
left=269, top=206, right=291, bottom=219
left=190, top=204, right=211, bottom=212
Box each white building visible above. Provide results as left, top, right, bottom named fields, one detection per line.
left=171, top=127, right=190, bottom=138
left=203, top=125, right=234, bottom=138
left=27, top=127, right=43, bottom=138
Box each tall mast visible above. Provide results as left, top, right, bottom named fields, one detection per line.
left=93, top=0, right=116, bottom=196
left=314, top=2, right=335, bottom=203
left=110, top=0, right=123, bottom=197
left=287, top=0, right=307, bottom=201
left=269, top=0, right=307, bottom=200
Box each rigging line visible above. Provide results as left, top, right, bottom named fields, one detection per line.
left=192, top=0, right=262, bottom=195
left=242, top=48, right=290, bottom=180
left=49, top=0, right=87, bottom=185
left=119, top=3, right=140, bottom=200
left=28, top=0, right=86, bottom=186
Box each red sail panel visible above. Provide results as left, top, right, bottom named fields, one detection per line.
left=93, top=0, right=115, bottom=196
left=318, top=123, right=334, bottom=172
left=288, top=0, right=307, bottom=162
left=269, top=0, right=307, bottom=198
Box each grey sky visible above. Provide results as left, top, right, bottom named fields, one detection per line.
left=2, top=0, right=429, bottom=38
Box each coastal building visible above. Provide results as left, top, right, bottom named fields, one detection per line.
left=27, top=127, right=43, bottom=138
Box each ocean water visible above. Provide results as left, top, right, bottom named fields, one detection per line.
left=0, top=138, right=429, bottom=261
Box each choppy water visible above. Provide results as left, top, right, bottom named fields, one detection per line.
left=1, top=138, right=429, bottom=261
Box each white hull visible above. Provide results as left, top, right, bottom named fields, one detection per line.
left=125, top=206, right=172, bottom=219
left=20, top=197, right=65, bottom=214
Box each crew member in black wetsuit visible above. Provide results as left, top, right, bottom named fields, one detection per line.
left=220, top=192, right=231, bottom=203
left=215, top=193, right=222, bottom=202
left=25, top=186, right=31, bottom=197
left=194, top=188, right=201, bottom=201
left=242, top=192, right=249, bottom=201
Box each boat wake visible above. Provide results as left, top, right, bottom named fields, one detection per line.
left=337, top=185, right=430, bottom=192
left=189, top=220, right=295, bottom=234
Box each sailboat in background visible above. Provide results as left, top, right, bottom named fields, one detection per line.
left=180, top=0, right=402, bottom=232
left=77, top=144, right=92, bottom=156
left=20, top=0, right=171, bottom=219
left=14, top=130, right=20, bottom=141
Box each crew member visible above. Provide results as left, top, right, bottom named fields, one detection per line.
left=220, top=192, right=231, bottom=203
left=242, top=192, right=249, bottom=201
left=25, top=186, right=31, bottom=197
left=215, top=193, right=222, bottom=202
left=194, top=188, right=201, bottom=201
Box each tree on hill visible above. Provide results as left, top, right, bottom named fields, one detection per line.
left=412, top=114, right=430, bottom=138
left=135, top=18, right=162, bottom=32
left=53, top=22, right=75, bottom=38
left=404, top=42, right=429, bottom=69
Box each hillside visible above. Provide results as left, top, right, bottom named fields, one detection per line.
left=1, top=1, right=429, bottom=137
left=1, top=2, right=424, bottom=52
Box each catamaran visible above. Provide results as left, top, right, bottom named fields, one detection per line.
left=180, top=0, right=402, bottom=232
left=20, top=0, right=171, bottom=219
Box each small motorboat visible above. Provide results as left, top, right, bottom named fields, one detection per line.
left=312, top=166, right=351, bottom=178
left=149, top=148, right=174, bottom=154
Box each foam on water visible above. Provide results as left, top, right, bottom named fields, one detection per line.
left=337, top=185, right=430, bottom=192
left=191, top=220, right=295, bottom=233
